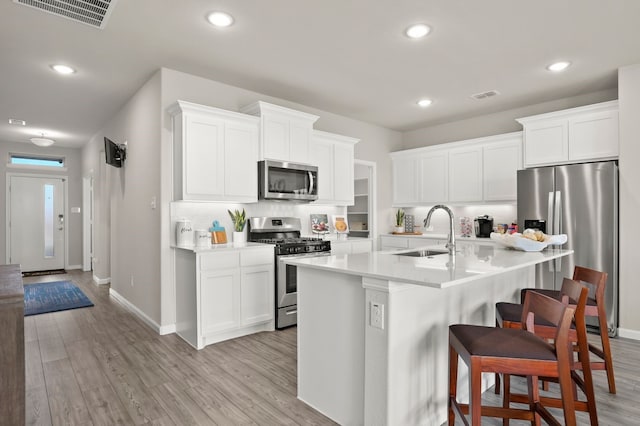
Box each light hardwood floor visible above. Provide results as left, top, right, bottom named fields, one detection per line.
left=24, top=270, right=640, bottom=425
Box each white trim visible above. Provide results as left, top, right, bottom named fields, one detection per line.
left=159, top=324, right=176, bottom=335
left=82, top=176, right=92, bottom=271
left=109, top=288, right=164, bottom=334
left=617, top=328, right=640, bottom=341
left=93, top=274, right=110, bottom=285
left=66, top=264, right=82, bottom=270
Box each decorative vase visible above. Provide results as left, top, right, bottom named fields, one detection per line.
left=394, top=226, right=404, bottom=233
left=233, top=231, right=246, bottom=243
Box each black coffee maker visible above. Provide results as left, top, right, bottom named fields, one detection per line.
left=474, top=215, right=493, bottom=238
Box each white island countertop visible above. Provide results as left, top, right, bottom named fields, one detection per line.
left=288, top=241, right=572, bottom=288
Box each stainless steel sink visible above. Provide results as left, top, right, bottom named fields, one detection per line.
left=394, top=249, right=449, bottom=257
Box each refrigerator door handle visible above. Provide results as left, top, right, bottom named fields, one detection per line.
left=547, top=191, right=556, bottom=272
left=554, top=190, right=562, bottom=271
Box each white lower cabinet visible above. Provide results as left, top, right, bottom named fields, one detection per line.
left=175, top=246, right=274, bottom=349
left=331, top=239, right=373, bottom=255
left=380, top=235, right=448, bottom=250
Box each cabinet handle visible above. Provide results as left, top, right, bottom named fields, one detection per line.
left=285, top=310, right=297, bottom=315
left=308, top=171, right=314, bottom=195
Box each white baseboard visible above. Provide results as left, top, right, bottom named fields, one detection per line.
left=93, top=275, right=110, bottom=285
left=159, top=324, right=176, bottom=335
left=66, top=264, right=82, bottom=270
left=617, top=327, right=640, bottom=341
left=109, top=288, right=171, bottom=335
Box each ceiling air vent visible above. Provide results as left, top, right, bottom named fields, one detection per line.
left=470, top=90, right=500, bottom=100
left=14, top=0, right=119, bottom=29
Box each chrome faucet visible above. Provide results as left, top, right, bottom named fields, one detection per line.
left=424, top=205, right=456, bottom=254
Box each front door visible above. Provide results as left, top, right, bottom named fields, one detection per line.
left=8, top=175, right=66, bottom=272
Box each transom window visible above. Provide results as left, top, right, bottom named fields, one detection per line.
left=10, top=154, right=64, bottom=168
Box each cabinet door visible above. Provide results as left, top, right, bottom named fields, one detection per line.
left=333, top=142, right=355, bottom=205
left=240, top=265, right=274, bottom=326
left=449, top=147, right=482, bottom=202
left=392, top=157, right=418, bottom=206
left=200, top=268, right=240, bottom=335
left=262, top=113, right=289, bottom=160
left=331, top=241, right=351, bottom=255
left=569, top=109, right=619, bottom=161
left=224, top=119, right=259, bottom=201
left=350, top=240, right=372, bottom=254
left=483, top=138, right=522, bottom=201
left=523, top=120, right=568, bottom=167
left=379, top=236, right=409, bottom=250
left=184, top=114, right=225, bottom=199
left=418, top=151, right=448, bottom=203
left=309, top=138, right=334, bottom=203
left=289, top=121, right=311, bottom=163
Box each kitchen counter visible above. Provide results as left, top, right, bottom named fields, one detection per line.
left=289, top=241, right=569, bottom=288
left=173, top=241, right=273, bottom=253
left=382, top=232, right=496, bottom=242
left=291, top=242, right=573, bottom=425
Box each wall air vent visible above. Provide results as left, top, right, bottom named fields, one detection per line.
left=13, top=0, right=119, bottom=29
left=470, top=90, right=500, bottom=100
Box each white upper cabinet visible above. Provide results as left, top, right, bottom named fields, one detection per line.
left=310, top=130, right=359, bottom=206
left=448, top=146, right=483, bottom=202
left=241, top=101, right=319, bottom=164
left=392, top=156, right=418, bottom=206
left=417, top=150, right=448, bottom=204
left=391, top=132, right=522, bottom=206
left=517, top=100, right=618, bottom=168
left=168, top=101, right=259, bottom=202
left=482, top=135, right=523, bottom=201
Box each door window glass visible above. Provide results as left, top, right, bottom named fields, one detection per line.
left=44, top=184, right=54, bottom=257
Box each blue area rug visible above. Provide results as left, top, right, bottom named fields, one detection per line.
left=24, top=280, right=94, bottom=316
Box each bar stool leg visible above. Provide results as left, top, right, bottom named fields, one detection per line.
left=502, top=373, right=511, bottom=426
left=597, top=305, right=616, bottom=394
left=526, top=376, right=541, bottom=426
left=448, top=344, right=458, bottom=426
left=470, top=358, right=482, bottom=425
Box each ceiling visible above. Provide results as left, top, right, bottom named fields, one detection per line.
left=2, top=0, right=640, bottom=149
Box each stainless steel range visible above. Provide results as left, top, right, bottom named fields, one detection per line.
left=248, top=217, right=331, bottom=329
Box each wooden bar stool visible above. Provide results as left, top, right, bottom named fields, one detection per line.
left=448, top=291, right=578, bottom=425
left=496, top=278, right=598, bottom=425
left=521, top=266, right=615, bottom=394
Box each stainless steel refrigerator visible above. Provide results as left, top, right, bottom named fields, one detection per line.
left=517, top=161, right=618, bottom=336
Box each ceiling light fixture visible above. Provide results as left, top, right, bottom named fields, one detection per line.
left=8, top=118, right=26, bottom=126
left=405, top=23, right=431, bottom=39
left=417, top=99, right=433, bottom=108
left=30, top=133, right=55, bottom=147
left=546, top=61, right=571, bottom=72
left=207, top=11, right=234, bottom=27
left=51, top=64, right=76, bottom=75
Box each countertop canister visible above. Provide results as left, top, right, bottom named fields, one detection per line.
left=176, top=219, right=193, bottom=247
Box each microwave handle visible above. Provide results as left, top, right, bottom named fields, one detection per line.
left=308, top=171, right=315, bottom=195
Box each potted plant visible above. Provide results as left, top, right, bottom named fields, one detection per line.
left=394, top=209, right=405, bottom=233
left=228, top=208, right=247, bottom=243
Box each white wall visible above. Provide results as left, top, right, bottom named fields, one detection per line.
left=402, top=88, right=617, bottom=148
left=82, top=71, right=162, bottom=325
left=617, top=65, right=640, bottom=338
left=1, top=141, right=83, bottom=268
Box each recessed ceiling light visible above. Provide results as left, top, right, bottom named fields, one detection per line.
left=417, top=99, right=433, bottom=108
left=207, top=11, right=234, bottom=27
left=405, top=24, right=431, bottom=39
left=546, top=61, right=571, bottom=72
left=51, top=64, right=76, bottom=75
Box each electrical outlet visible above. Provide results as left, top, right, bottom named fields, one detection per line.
left=370, top=302, right=384, bottom=329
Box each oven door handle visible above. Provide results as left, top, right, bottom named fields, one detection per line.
left=285, top=309, right=297, bottom=316
left=308, top=171, right=315, bottom=195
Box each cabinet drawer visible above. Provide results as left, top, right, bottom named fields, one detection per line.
left=380, top=236, right=409, bottom=248
left=200, top=252, right=240, bottom=270
left=241, top=248, right=274, bottom=267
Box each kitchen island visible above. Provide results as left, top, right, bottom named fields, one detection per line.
left=289, top=241, right=572, bottom=425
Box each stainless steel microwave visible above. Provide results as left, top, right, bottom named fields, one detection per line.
left=258, top=160, right=318, bottom=202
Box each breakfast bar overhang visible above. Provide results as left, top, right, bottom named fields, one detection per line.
left=288, top=242, right=573, bottom=425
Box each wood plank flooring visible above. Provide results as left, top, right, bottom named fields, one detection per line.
left=24, top=271, right=640, bottom=425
